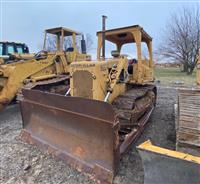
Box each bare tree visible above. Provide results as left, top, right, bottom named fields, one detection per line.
left=45, top=34, right=57, bottom=52
left=64, top=37, right=73, bottom=51
left=85, top=33, right=93, bottom=52
left=158, top=5, right=200, bottom=74
left=64, top=33, right=93, bottom=53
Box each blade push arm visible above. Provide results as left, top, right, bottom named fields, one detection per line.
left=104, top=57, right=127, bottom=102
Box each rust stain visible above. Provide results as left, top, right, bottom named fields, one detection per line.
left=73, top=146, right=85, bottom=158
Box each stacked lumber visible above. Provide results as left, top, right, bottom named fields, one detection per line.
left=177, top=88, right=200, bottom=156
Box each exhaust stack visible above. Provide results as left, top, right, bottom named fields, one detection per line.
left=81, top=35, right=86, bottom=54
left=102, top=15, right=107, bottom=60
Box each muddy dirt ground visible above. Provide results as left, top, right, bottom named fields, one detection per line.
left=0, top=87, right=177, bottom=184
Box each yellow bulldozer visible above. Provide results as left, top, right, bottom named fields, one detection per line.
left=0, top=27, right=90, bottom=111
left=137, top=54, right=200, bottom=184
left=19, top=17, right=157, bottom=183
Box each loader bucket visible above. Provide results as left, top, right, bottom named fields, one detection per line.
left=18, top=89, right=120, bottom=183
left=137, top=140, right=200, bottom=184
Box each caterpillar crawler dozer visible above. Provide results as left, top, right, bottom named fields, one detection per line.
left=19, top=18, right=156, bottom=183
left=137, top=54, right=200, bottom=184
left=0, top=27, right=90, bottom=111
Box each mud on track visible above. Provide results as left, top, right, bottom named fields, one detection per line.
left=0, top=87, right=177, bottom=184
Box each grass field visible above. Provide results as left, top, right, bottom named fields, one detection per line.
left=155, top=67, right=196, bottom=86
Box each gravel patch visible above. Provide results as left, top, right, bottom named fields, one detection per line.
left=0, top=87, right=177, bottom=184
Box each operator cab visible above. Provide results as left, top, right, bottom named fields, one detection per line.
left=0, top=42, right=29, bottom=64
left=43, top=27, right=86, bottom=54
left=96, top=25, right=154, bottom=84
left=0, top=42, right=29, bottom=56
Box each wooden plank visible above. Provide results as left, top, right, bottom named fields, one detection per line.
left=177, top=88, right=200, bottom=150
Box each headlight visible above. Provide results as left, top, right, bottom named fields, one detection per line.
left=197, top=63, right=200, bottom=69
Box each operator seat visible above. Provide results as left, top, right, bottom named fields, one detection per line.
left=66, top=47, right=74, bottom=52
left=111, top=50, right=120, bottom=58
left=128, top=59, right=137, bottom=74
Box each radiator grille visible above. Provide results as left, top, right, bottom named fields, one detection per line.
left=73, top=71, right=93, bottom=99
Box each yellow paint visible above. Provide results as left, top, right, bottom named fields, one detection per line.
left=70, top=25, right=154, bottom=103
left=138, top=140, right=200, bottom=164
left=0, top=27, right=91, bottom=111
left=70, top=58, right=127, bottom=102
left=96, top=25, right=154, bottom=85
left=31, top=74, right=57, bottom=82
left=0, top=42, right=32, bottom=65
left=0, top=58, right=4, bottom=64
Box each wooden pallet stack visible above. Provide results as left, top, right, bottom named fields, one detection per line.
left=176, top=88, right=200, bottom=156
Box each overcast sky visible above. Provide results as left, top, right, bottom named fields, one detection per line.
left=1, top=0, right=199, bottom=58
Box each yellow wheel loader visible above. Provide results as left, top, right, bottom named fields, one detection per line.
left=19, top=17, right=157, bottom=183
left=137, top=54, right=200, bottom=184
left=0, top=27, right=90, bottom=111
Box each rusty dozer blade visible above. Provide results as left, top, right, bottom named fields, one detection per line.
left=137, top=140, right=200, bottom=184
left=18, top=89, right=120, bottom=183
